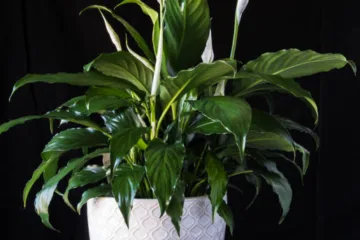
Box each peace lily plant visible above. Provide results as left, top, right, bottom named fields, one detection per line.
left=0, top=0, right=356, bottom=236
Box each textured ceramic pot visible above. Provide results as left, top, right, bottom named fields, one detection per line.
left=87, top=196, right=226, bottom=240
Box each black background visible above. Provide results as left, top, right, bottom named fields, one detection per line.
left=1, top=0, right=359, bottom=239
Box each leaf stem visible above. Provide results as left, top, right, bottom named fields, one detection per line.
left=150, top=0, right=164, bottom=138
left=228, top=170, right=253, bottom=178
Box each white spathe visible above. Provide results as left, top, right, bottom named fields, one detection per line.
left=87, top=196, right=226, bottom=240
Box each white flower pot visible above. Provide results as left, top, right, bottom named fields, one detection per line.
left=87, top=196, right=226, bottom=240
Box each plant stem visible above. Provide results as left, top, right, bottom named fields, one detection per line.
left=150, top=0, right=164, bottom=139
left=228, top=170, right=253, bottom=178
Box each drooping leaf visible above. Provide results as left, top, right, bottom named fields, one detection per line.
left=34, top=148, right=108, bottom=230
left=205, top=152, right=228, bottom=220
left=252, top=152, right=292, bottom=223
left=115, top=0, right=158, bottom=24
left=110, top=127, right=148, bottom=171
left=164, top=0, right=210, bottom=72
left=112, top=164, right=145, bottom=227
left=244, top=49, right=354, bottom=78
left=77, top=184, right=112, bottom=214
left=98, top=10, right=122, bottom=51
left=189, top=96, right=252, bottom=161
left=251, top=109, right=295, bottom=152
left=246, top=131, right=294, bottom=152
left=234, top=70, right=319, bottom=124
left=87, top=51, right=154, bottom=94
left=101, top=108, right=140, bottom=133
left=63, top=166, right=107, bottom=211
left=294, top=142, right=310, bottom=175
left=276, top=116, right=319, bottom=148
left=81, top=5, right=154, bottom=61
left=0, top=116, right=42, bottom=135
left=10, top=71, right=137, bottom=100
left=125, top=35, right=155, bottom=71
left=166, top=181, right=185, bottom=236
left=161, top=59, right=236, bottom=109
left=245, top=173, right=262, bottom=209
left=145, top=139, right=185, bottom=215
left=218, top=200, right=234, bottom=235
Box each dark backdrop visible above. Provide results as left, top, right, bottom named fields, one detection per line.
left=1, top=0, right=359, bottom=239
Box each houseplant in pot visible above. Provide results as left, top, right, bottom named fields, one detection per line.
left=0, top=0, right=356, bottom=239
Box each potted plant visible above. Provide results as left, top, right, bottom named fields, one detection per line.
left=0, top=0, right=356, bottom=239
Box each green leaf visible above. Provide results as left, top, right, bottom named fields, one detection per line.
left=115, top=0, right=158, bottom=24
left=250, top=110, right=295, bottom=153
left=218, top=200, right=234, bottom=235
left=164, top=0, right=210, bottom=72
left=81, top=5, right=154, bottom=61
left=234, top=71, right=319, bottom=124
left=88, top=51, right=154, bottom=94
left=10, top=71, right=137, bottom=100
left=77, top=184, right=112, bottom=214
left=112, top=164, right=145, bottom=227
left=102, top=108, right=140, bottom=134
left=252, top=153, right=292, bottom=223
left=125, top=35, right=155, bottom=71
left=245, top=173, right=262, bottom=209
left=177, top=89, right=198, bottom=134
left=63, top=166, right=107, bottom=211
left=187, top=115, right=228, bottom=135
left=205, top=152, right=227, bottom=220
left=276, top=116, right=319, bottom=148
left=247, top=131, right=294, bottom=152
left=161, top=59, right=236, bottom=108
left=34, top=148, right=108, bottom=230
left=110, top=127, right=148, bottom=171
left=294, top=142, right=310, bottom=175
left=166, top=181, right=185, bottom=236
left=98, top=10, right=122, bottom=51
left=244, top=49, right=354, bottom=78
left=189, top=96, right=252, bottom=161
left=86, top=86, right=131, bottom=100
left=0, top=116, right=42, bottom=135
left=145, top=139, right=185, bottom=215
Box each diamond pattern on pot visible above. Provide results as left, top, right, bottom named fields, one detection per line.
left=87, top=196, right=226, bottom=240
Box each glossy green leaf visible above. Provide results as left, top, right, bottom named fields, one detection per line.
left=177, top=89, right=198, bottom=134
left=112, top=164, right=145, bottom=227
left=77, top=184, right=112, bottom=214
left=164, top=0, right=210, bottom=72
left=205, top=152, right=227, bottom=219
left=161, top=60, right=236, bottom=108
left=145, top=139, right=185, bottom=215
left=99, top=10, right=122, bottom=51
left=115, top=0, right=158, bottom=24
left=34, top=148, right=108, bottom=230
left=102, top=108, right=140, bottom=134
left=218, top=200, right=234, bottom=235
left=63, top=166, right=107, bottom=210
left=110, top=127, right=148, bottom=170
left=81, top=5, right=154, bottom=61
left=187, top=115, right=228, bottom=135
left=166, top=181, right=185, bottom=236
left=189, top=97, right=252, bottom=161
left=0, top=116, right=42, bottom=135
left=125, top=35, right=155, bottom=71
left=252, top=152, right=292, bottom=223
left=276, top=116, right=319, bottom=148
left=244, top=49, right=354, bottom=78
left=87, top=51, right=154, bottom=94
left=10, top=71, right=137, bottom=100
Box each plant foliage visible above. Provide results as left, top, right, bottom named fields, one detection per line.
left=0, top=0, right=355, bottom=236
